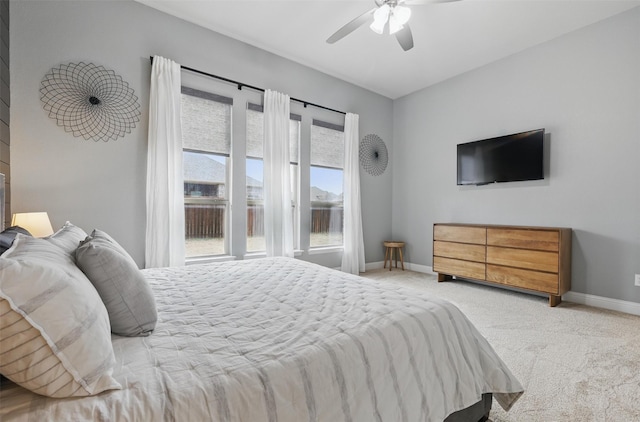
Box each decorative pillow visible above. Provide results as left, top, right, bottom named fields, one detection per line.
left=0, top=235, right=121, bottom=397
left=44, top=221, right=88, bottom=256
left=0, top=226, right=32, bottom=255
left=75, top=229, right=157, bottom=337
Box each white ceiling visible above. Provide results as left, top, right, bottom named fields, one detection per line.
left=136, top=0, right=639, bottom=99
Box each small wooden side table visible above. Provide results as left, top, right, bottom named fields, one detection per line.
left=383, top=241, right=405, bottom=271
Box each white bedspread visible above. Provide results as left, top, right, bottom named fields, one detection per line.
left=0, top=257, right=522, bottom=421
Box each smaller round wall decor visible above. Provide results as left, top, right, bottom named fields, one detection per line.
left=359, top=134, right=388, bottom=176
left=40, top=62, right=141, bottom=142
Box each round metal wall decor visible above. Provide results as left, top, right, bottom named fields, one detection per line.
left=40, top=62, right=141, bottom=142
left=359, top=134, right=388, bottom=176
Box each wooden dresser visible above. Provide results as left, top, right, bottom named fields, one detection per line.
left=433, top=223, right=571, bottom=306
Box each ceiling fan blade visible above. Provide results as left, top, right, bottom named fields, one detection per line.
left=326, top=8, right=376, bottom=44
left=395, top=24, right=414, bottom=51
left=404, top=0, right=461, bottom=4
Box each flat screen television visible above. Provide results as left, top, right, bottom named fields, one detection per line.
left=457, top=128, right=544, bottom=186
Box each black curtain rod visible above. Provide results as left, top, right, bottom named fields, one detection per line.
left=149, top=56, right=346, bottom=116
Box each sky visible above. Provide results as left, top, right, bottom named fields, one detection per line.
left=310, top=167, right=343, bottom=196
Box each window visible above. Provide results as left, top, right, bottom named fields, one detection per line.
left=179, top=79, right=346, bottom=259
left=245, top=103, right=300, bottom=252
left=181, top=87, right=232, bottom=257
left=309, top=120, right=344, bottom=248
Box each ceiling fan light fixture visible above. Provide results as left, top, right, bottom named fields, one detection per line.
left=388, top=15, right=404, bottom=35
left=370, top=4, right=390, bottom=34
left=327, top=0, right=437, bottom=50
left=393, top=5, right=412, bottom=26
left=369, top=18, right=386, bottom=35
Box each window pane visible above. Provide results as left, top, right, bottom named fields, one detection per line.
left=310, top=166, right=343, bottom=247
left=182, top=86, right=230, bottom=258
left=310, top=118, right=344, bottom=248
left=247, top=158, right=264, bottom=252
left=183, top=152, right=227, bottom=257
left=184, top=152, right=226, bottom=199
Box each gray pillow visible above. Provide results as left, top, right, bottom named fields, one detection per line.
left=75, top=229, right=157, bottom=337
left=0, top=226, right=32, bottom=255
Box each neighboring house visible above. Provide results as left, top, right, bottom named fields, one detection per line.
left=183, top=152, right=262, bottom=199
left=183, top=152, right=226, bottom=198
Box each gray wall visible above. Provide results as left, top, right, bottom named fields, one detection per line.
left=393, top=7, right=640, bottom=303
left=10, top=0, right=394, bottom=267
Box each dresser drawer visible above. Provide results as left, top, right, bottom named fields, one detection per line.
left=487, top=246, right=558, bottom=273
left=433, top=257, right=485, bottom=280
left=487, top=228, right=558, bottom=252
left=434, top=225, right=486, bottom=245
left=434, top=241, right=485, bottom=263
left=487, top=264, right=559, bottom=294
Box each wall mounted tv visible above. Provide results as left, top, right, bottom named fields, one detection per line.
left=457, top=128, right=545, bottom=186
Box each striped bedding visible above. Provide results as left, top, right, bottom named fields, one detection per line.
left=0, top=257, right=523, bottom=421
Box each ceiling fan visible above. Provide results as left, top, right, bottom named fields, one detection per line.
left=326, top=0, right=460, bottom=52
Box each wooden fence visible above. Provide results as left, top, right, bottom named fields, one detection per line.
left=310, top=204, right=344, bottom=235
left=185, top=203, right=343, bottom=239
left=247, top=206, right=264, bottom=237
left=185, top=204, right=225, bottom=239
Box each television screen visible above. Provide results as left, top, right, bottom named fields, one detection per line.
left=457, top=129, right=544, bottom=186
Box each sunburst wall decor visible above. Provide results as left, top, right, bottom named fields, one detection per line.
left=359, top=134, right=388, bottom=176
left=40, top=62, right=141, bottom=142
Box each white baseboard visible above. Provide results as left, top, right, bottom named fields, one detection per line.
left=365, top=261, right=385, bottom=271
left=365, top=261, right=640, bottom=317
left=404, top=262, right=435, bottom=273
left=563, top=291, right=640, bottom=317
left=364, top=261, right=435, bottom=273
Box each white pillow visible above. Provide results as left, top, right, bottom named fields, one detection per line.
left=0, top=235, right=121, bottom=397
left=44, top=221, right=88, bottom=256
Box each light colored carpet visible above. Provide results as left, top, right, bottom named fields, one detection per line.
left=361, top=269, right=640, bottom=422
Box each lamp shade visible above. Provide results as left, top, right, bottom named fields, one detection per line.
left=11, top=212, right=54, bottom=237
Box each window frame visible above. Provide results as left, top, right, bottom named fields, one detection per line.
left=181, top=86, right=233, bottom=258
left=179, top=71, right=348, bottom=261
left=309, top=118, right=345, bottom=250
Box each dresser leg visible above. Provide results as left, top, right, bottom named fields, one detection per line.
left=437, top=273, right=452, bottom=282
left=549, top=295, right=561, bottom=307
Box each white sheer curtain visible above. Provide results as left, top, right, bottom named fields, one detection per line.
left=145, top=56, right=185, bottom=268
left=341, top=113, right=365, bottom=274
left=263, top=90, right=294, bottom=257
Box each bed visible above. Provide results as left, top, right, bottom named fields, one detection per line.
left=1, top=256, right=522, bottom=421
